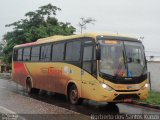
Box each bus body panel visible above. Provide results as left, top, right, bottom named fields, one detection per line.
left=12, top=62, right=82, bottom=96
left=12, top=61, right=28, bottom=86
left=81, top=72, right=148, bottom=102
left=95, top=79, right=148, bottom=102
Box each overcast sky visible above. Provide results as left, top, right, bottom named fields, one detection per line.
left=0, top=0, right=160, bottom=56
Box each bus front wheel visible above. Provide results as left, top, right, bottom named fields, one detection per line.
left=68, top=85, right=83, bottom=105
left=26, top=78, right=39, bottom=94
left=107, top=102, right=117, bottom=106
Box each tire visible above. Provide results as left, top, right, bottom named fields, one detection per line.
left=68, top=85, right=83, bottom=105
left=26, top=78, right=39, bottom=94
left=32, top=88, right=40, bottom=94
left=107, top=102, right=117, bottom=106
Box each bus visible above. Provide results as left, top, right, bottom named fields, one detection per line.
left=12, top=33, right=148, bottom=105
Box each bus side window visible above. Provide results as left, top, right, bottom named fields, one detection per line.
left=17, top=48, right=23, bottom=61
left=83, top=46, right=93, bottom=73
left=31, top=46, right=40, bottom=62
left=52, top=42, right=65, bottom=61
left=83, top=42, right=97, bottom=77
left=40, top=44, right=51, bottom=61
left=23, top=47, right=31, bottom=61
left=65, top=41, right=81, bottom=61
left=13, top=49, right=18, bottom=61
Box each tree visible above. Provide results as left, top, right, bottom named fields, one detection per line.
left=78, top=17, right=96, bottom=34
left=2, top=3, right=76, bottom=64
left=0, top=39, right=6, bottom=56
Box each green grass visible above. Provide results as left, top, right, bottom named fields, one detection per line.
left=143, top=91, right=160, bottom=106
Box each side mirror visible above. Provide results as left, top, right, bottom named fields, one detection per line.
left=96, top=48, right=101, bottom=60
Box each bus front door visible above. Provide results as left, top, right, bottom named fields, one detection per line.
left=81, top=45, right=97, bottom=100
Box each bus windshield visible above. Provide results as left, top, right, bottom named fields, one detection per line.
left=99, top=40, right=146, bottom=77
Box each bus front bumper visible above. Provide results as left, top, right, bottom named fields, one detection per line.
left=95, top=87, right=148, bottom=103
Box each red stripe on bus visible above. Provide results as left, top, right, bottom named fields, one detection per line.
left=13, top=62, right=28, bottom=75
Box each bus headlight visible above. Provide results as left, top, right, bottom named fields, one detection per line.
left=141, top=83, right=149, bottom=90
left=145, top=83, right=149, bottom=88
left=100, top=82, right=113, bottom=91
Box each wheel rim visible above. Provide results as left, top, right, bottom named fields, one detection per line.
left=70, top=89, right=78, bottom=103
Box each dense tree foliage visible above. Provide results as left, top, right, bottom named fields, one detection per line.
left=2, top=4, right=76, bottom=64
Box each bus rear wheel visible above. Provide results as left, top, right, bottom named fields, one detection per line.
left=26, top=78, right=39, bottom=94
left=68, top=85, right=83, bottom=105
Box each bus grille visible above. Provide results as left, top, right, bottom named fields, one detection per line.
left=113, top=94, right=140, bottom=101
left=115, top=90, right=139, bottom=92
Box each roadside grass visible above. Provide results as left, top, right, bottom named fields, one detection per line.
left=143, top=91, right=160, bottom=106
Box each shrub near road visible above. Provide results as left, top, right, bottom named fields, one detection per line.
left=0, top=73, right=11, bottom=80
left=143, top=91, right=160, bottom=106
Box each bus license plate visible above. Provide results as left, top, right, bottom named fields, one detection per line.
left=124, top=99, right=132, bottom=102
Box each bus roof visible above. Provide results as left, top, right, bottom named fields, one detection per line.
left=14, top=33, right=139, bottom=48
